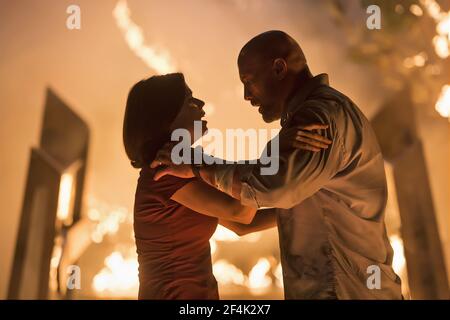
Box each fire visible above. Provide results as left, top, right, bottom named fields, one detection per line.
left=273, top=262, right=284, bottom=288
left=87, top=198, right=276, bottom=298
left=213, top=259, right=246, bottom=286
left=56, top=173, right=74, bottom=222
left=389, top=234, right=411, bottom=297
left=89, top=208, right=127, bottom=243
left=212, top=257, right=278, bottom=295
left=420, top=0, right=450, bottom=59
left=212, top=225, right=241, bottom=242
left=92, top=251, right=139, bottom=297
left=209, top=225, right=240, bottom=256
left=389, top=234, right=406, bottom=276
left=433, top=35, right=449, bottom=59
left=48, top=238, right=63, bottom=292
left=247, top=258, right=272, bottom=295
left=113, top=0, right=176, bottom=74
left=211, top=225, right=262, bottom=243
left=88, top=200, right=137, bottom=298
left=209, top=225, right=262, bottom=256
left=210, top=239, right=217, bottom=255
left=435, top=85, right=450, bottom=119
left=87, top=198, right=129, bottom=244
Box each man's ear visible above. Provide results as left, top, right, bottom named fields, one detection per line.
left=272, top=58, right=288, bottom=80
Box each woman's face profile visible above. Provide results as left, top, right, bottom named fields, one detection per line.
left=170, top=83, right=207, bottom=143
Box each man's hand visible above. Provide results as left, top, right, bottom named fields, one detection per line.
left=279, top=123, right=331, bottom=152
left=149, top=142, right=176, bottom=168
left=150, top=142, right=194, bottom=181
left=153, top=163, right=194, bottom=181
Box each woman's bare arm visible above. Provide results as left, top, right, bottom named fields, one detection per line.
left=171, top=180, right=257, bottom=224
left=219, top=208, right=277, bottom=236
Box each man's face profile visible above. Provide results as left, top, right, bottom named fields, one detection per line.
left=238, top=55, right=284, bottom=123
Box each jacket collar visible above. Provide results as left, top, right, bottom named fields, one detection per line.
left=281, top=73, right=329, bottom=127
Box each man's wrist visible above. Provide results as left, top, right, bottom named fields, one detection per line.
left=191, top=163, right=203, bottom=180
left=194, top=164, right=218, bottom=188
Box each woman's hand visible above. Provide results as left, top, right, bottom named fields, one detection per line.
left=279, top=123, right=332, bottom=152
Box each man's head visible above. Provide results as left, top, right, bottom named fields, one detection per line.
left=238, top=30, right=307, bottom=123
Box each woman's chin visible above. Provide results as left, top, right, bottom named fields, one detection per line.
left=202, top=120, right=208, bottom=134
left=190, top=121, right=208, bottom=144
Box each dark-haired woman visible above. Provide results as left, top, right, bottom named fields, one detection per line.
left=123, top=73, right=332, bottom=299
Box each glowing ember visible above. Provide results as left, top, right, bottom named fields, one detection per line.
left=435, top=85, right=450, bottom=119
left=247, top=258, right=272, bottom=294
left=113, top=0, right=176, bottom=74
left=92, top=251, right=139, bottom=297
left=410, top=4, right=424, bottom=16
left=403, top=52, right=427, bottom=68
left=395, top=4, right=405, bottom=14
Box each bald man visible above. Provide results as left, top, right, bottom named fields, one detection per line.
left=154, top=31, right=402, bottom=299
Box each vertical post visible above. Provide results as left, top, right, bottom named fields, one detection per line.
left=371, top=88, right=449, bottom=299
left=392, top=140, right=449, bottom=299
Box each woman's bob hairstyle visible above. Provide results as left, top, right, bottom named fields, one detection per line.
left=123, top=73, right=186, bottom=168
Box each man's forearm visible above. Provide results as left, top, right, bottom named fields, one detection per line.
left=198, top=165, right=217, bottom=188
left=219, top=208, right=277, bottom=236
left=231, top=170, right=242, bottom=200
left=199, top=165, right=242, bottom=200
